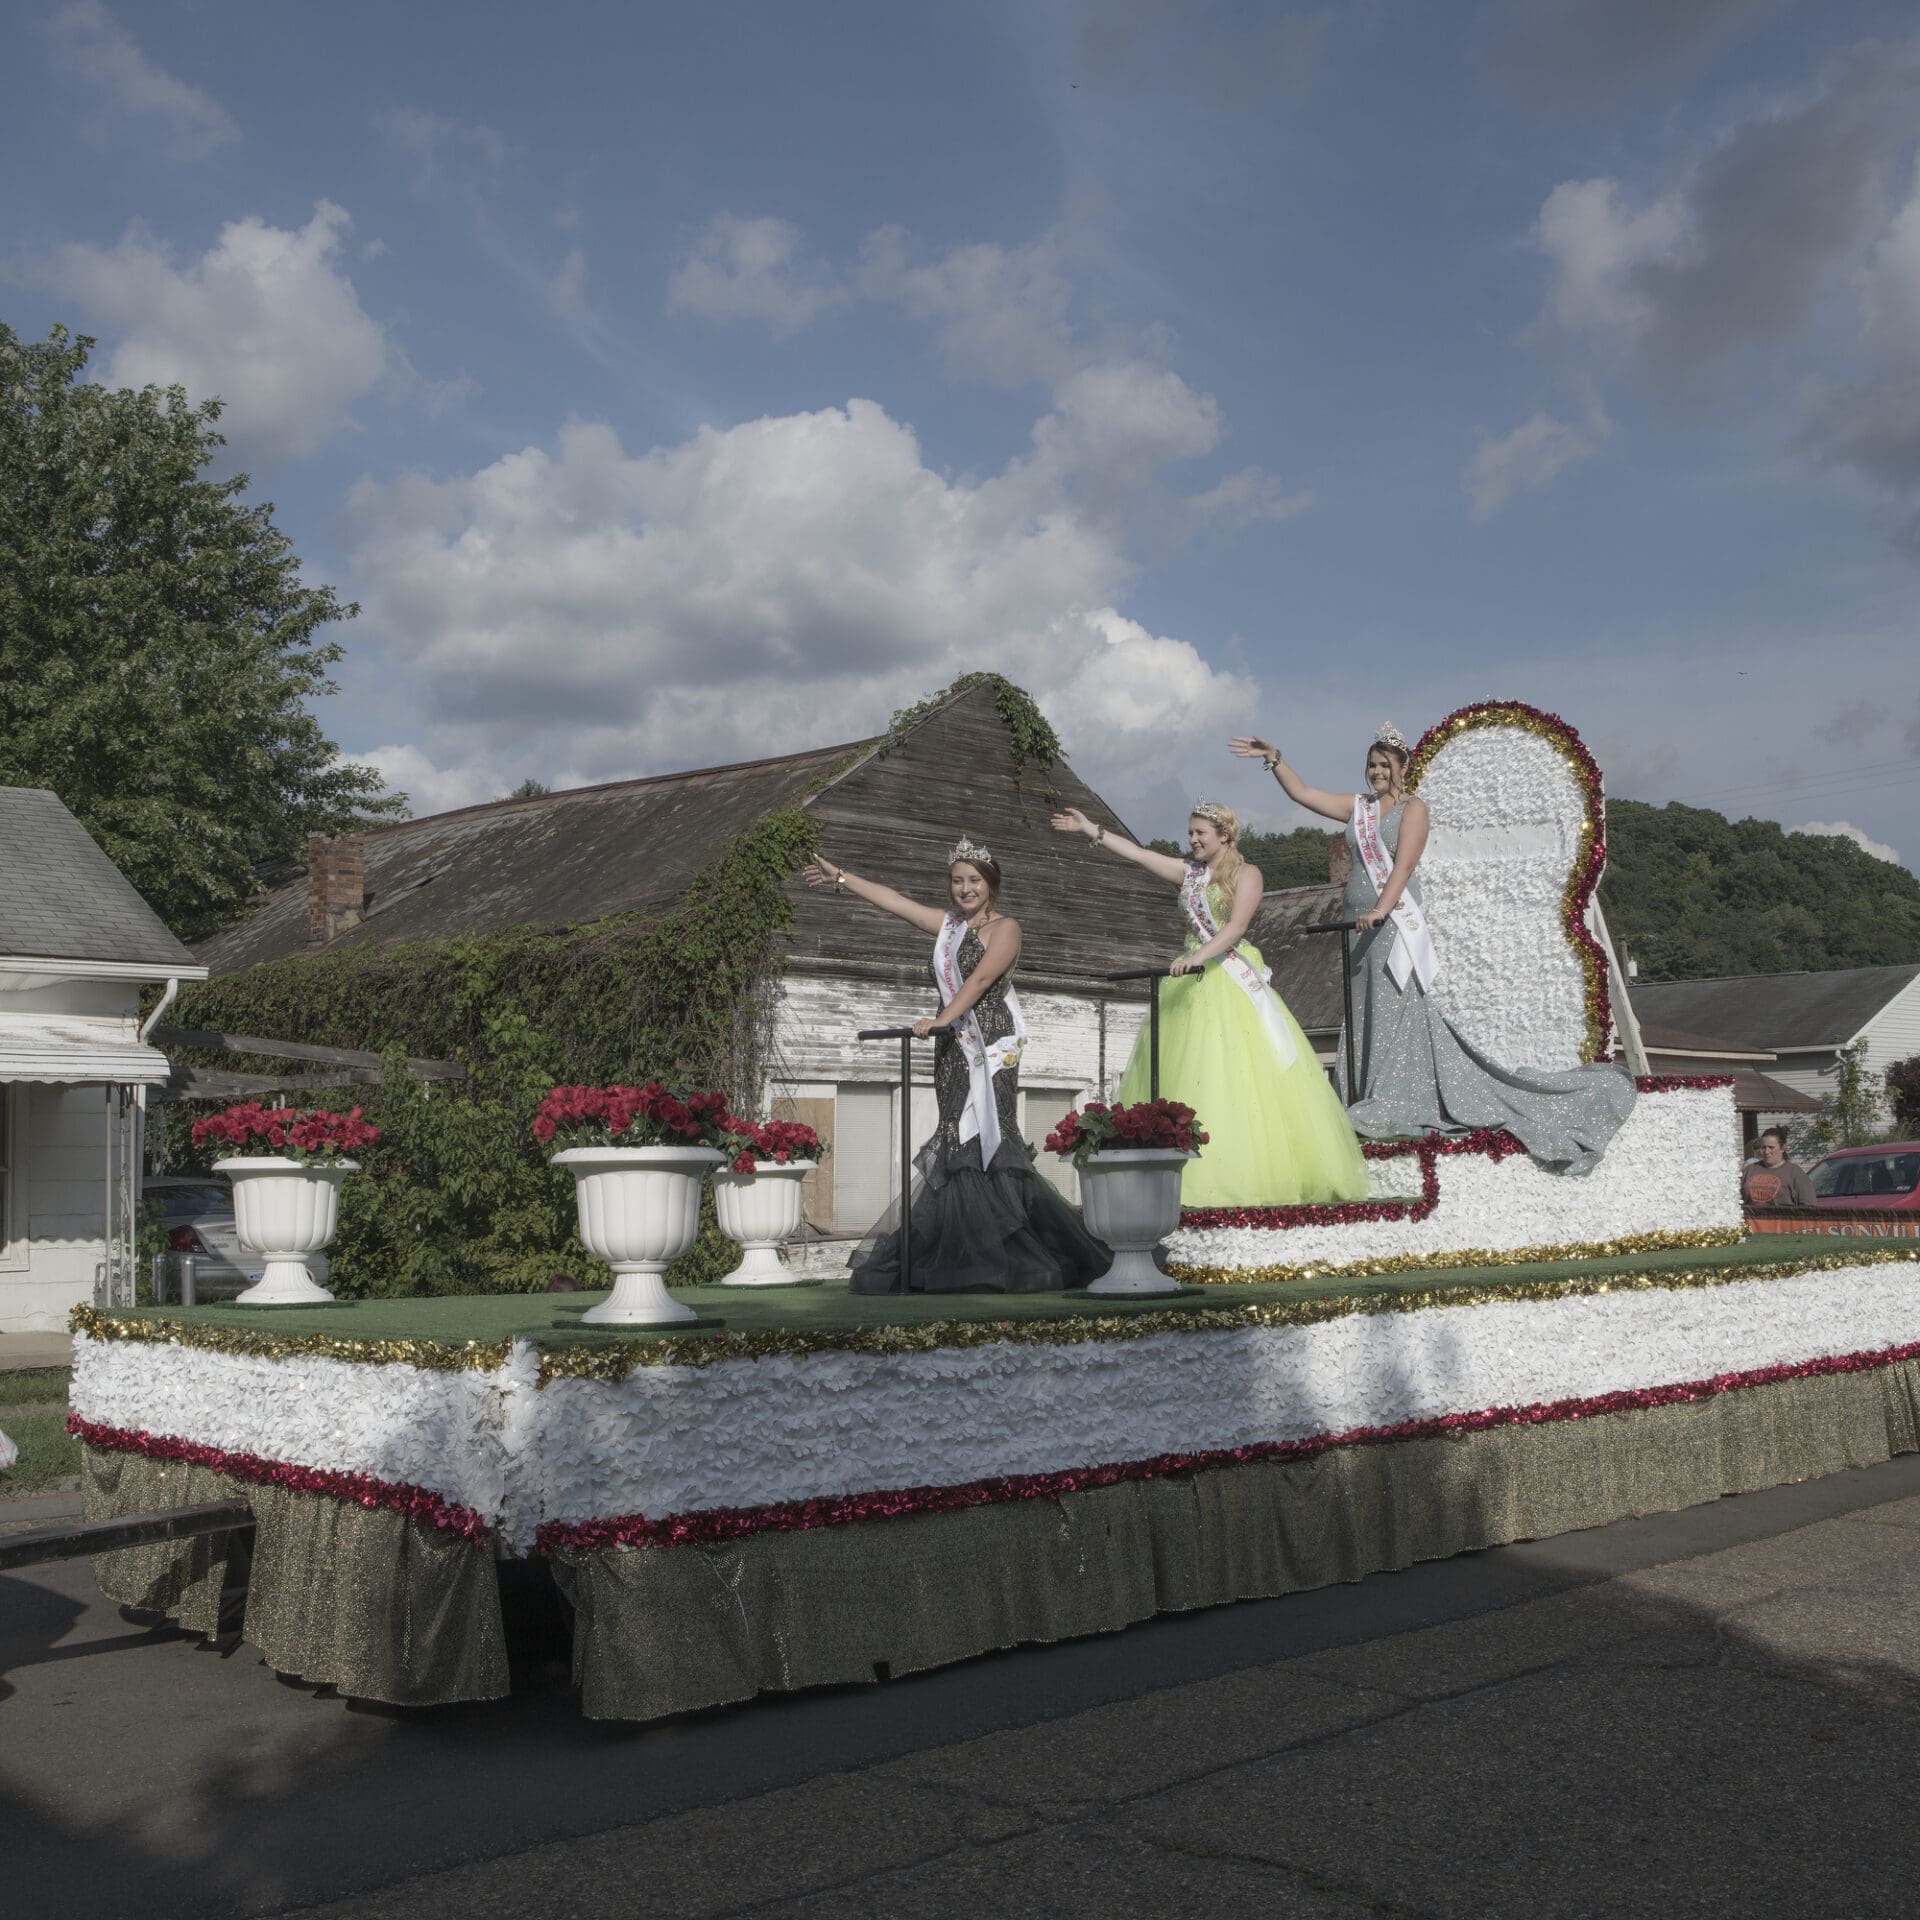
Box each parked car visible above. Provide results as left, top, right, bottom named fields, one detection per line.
left=1807, top=1142, right=1920, bottom=1210
left=143, top=1176, right=329, bottom=1297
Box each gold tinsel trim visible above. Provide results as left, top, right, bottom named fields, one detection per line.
left=72, top=1246, right=1920, bottom=1385
left=1164, top=1226, right=1744, bottom=1285
left=68, top=1305, right=512, bottom=1374
left=533, top=1245, right=1920, bottom=1383
left=1405, top=702, right=1608, bottom=1063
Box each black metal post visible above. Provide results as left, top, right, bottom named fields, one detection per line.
left=858, top=1026, right=926, bottom=1289
left=1150, top=974, right=1161, bottom=1101
left=1101, top=969, right=1174, bottom=1102
left=1304, top=919, right=1363, bottom=1106
left=899, top=1032, right=914, bottom=1292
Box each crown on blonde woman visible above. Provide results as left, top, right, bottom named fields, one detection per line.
left=947, top=835, right=992, bottom=867
left=1190, top=800, right=1235, bottom=832
left=1372, top=722, right=1408, bottom=751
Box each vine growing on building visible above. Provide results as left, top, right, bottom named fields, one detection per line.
left=165, top=807, right=818, bottom=1296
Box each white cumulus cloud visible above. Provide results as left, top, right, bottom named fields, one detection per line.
left=37, top=201, right=389, bottom=463
left=1464, top=402, right=1611, bottom=520
left=667, top=214, right=847, bottom=335
left=1791, top=819, right=1904, bottom=864
left=43, top=1, right=239, bottom=161
left=342, top=385, right=1262, bottom=832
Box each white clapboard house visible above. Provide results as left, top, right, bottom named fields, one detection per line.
left=1, top=789, right=207, bottom=1332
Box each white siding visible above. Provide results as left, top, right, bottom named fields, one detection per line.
left=2, top=1083, right=111, bottom=1332
left=768, top=972, right=1152, bottom=1231
left=1861, top=978, right=1920, bottom=1107
left=0, top=975, right=142, bottom=1332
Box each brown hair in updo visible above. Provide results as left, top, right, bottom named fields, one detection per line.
left=949, top=855, right=1003, bottom=907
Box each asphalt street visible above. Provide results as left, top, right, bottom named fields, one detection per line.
left=6, top=1454, right=1920, bottom=1918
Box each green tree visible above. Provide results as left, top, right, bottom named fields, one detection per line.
left=0, top=323, right=404, bottom=939
left=1600, top=799, right=1920, bottom=980
left=507, top=778, right=552, bottom=798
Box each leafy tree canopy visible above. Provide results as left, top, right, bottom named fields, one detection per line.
left=0, top=323, right=404, bottom=940
left=1598, top=800, right=1920, bottom=981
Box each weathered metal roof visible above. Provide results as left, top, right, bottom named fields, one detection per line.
left=1631, top=965, right=1920, bottom=1052
left=0, top=788, right=199, bottom=970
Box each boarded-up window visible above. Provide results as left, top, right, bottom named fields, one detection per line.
left=769, top=1095, right=834, bottom=1232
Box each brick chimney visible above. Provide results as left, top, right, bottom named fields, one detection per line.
left=306, top=833, right=366, bottom=944
left=1327, top=832, right=1351, bottom=888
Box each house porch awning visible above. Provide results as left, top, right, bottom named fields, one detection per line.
left=0, top=1014, right=172, bottom=1085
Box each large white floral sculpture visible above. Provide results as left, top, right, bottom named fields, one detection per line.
left=1409, top=703, right=1608, bottom=1074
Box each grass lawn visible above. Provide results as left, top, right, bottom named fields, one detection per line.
left=0, top=1369, right=78, bottom=1495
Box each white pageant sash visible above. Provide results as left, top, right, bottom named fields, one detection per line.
left=1351, top=796, right=1439, bottom=993
left=933, top=913, right=1027, bottom=1166
left=1178, top=867, right=1298, bottom=1071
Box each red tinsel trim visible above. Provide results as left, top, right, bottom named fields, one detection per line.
left=67, top=1413, right=492, bottom=1546
left=537, top=1338, right=1920, bottom=1557
left=1181, top=1127, right=1526, bottom=1230
left=1406, top=699, right=1613, bottom=1064
left=1636, top=1074, right=1737, bottom=1092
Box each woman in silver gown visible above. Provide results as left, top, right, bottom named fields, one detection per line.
left=1229, top=726, right=1636, bottom=1173
left=802, top=838, right=1111, bottom=1294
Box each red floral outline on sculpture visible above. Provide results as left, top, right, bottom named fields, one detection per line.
left=536, top=1338, right=1920, bottom=1556
left=67, top=1414, right=492, bottom=1545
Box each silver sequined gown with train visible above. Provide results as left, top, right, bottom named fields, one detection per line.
left=1334, top=805, right=1636, bottom=1172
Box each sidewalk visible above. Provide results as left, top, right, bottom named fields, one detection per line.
left=0, top=1332, right=73, bottom=1372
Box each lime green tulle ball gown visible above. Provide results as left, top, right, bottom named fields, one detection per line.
left=1115, top=872, right=1369, bottom=1208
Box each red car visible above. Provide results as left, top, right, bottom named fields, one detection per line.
left=1808, top=1142, right=1920, bottom=1209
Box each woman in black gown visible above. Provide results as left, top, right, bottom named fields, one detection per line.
left=801, top=836, right=1111, bottom=1294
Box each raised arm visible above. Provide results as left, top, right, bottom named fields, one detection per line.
left=913, top=918, right=1023, bottom=1035
left=1228, top=736, right=1354, bottom=824
left=1356, top=797, right=1430, bottom=930
left=1170, top=865, right=1265, bottom=974
left=801, top=856, right=947, bottom=936
left=1050, top=806, right=1190, bottom=884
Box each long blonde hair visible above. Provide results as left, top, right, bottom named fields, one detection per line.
left=1190, top=802, right=1244, bottom=902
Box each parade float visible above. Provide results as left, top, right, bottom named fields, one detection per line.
left=67, top=703, right=1920, bottom=1719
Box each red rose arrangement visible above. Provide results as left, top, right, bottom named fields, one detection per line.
left=531, top=1082, right=735, bottom=1153
left=190, top=1102, right=381, bottom=1165
left=722, top=1116, right=827, bottom=1176
left=1044, top=1098, right=1207, bottom=1167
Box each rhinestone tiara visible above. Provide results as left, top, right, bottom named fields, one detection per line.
left=947, top=835, right=992, bottom=866
left=1372, top=722, right=1408, bottom=751
left=1190, top=800, right=1234, bottom=829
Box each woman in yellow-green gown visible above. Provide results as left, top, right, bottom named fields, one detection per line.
left=1050, top=800, right=1368, bottom=1209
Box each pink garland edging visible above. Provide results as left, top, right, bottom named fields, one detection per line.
left=67, top=1413, right=493, bottom=1546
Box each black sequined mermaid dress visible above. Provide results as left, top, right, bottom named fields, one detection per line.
left=848, top=923, right=1112, bottom=1294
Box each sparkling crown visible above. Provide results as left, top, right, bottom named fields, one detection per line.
left=947, top=835, right=992, bottom=866
left=1190, top=800, right=1234, bottom=830
left=1372, top=722, right=1408, bottom=751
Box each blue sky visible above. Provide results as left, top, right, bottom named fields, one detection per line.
left=4, top=0, right=1917, bottom=868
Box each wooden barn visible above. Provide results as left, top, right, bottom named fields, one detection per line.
left=193, top=680, right=1178, bottom=1242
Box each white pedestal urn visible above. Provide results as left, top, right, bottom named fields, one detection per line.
left=214, top=1156, right=356, bottom=1305
left=713, top=1159, right=817, bottom=1286
left=558, top=1145, right=727, bottom=1325
left=1079, top=1149, right=1196, bottom=1296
